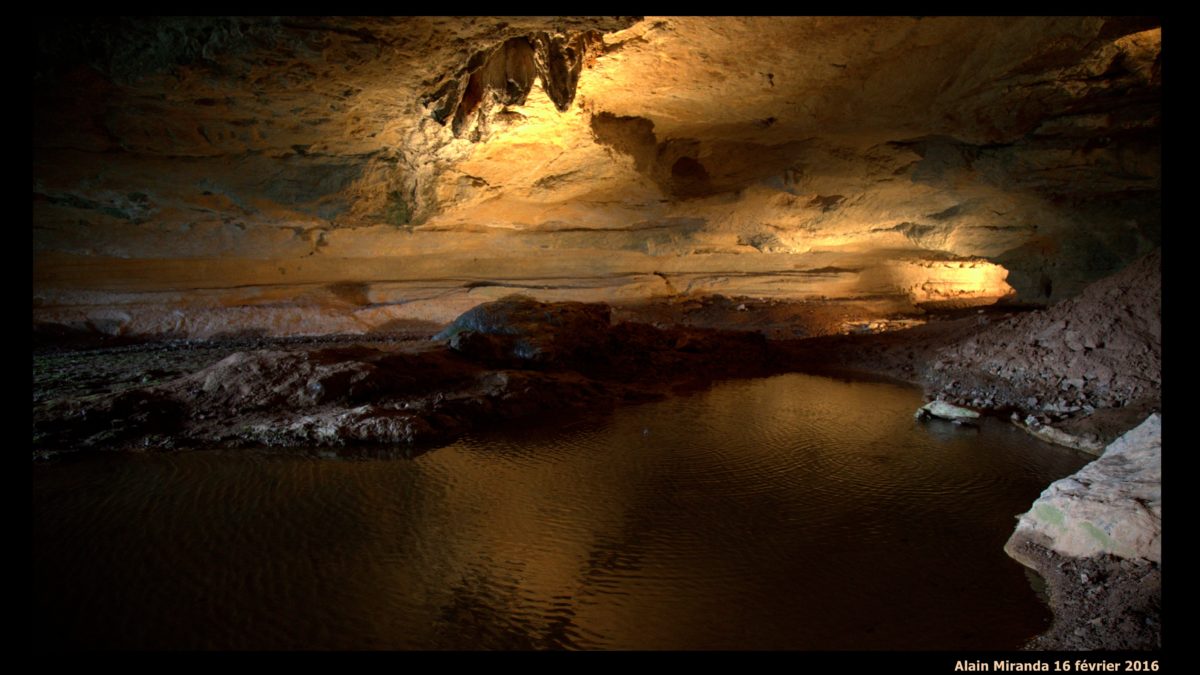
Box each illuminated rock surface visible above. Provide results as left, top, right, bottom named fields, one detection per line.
left=33, top=17, right=1160, bottom=338
left=914, top=400, right=980, bottom=422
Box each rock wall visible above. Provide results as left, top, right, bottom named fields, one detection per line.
left=34, top=17, right=1160, bottom=338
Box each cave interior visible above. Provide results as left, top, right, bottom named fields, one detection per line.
left=32, top=16, right=1162, bottom=653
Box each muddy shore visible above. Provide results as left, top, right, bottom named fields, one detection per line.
left=1009, top=540, right=1161, bottom=650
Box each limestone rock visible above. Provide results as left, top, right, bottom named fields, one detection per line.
left=914, top=400, right=980, bottom=422
left=33, top=17, right=1160, bottom=339
left=1014, top=417, right=1106, bottom=455
left=1006, top=413, right=1161, bottom=563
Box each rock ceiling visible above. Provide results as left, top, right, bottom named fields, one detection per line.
left=33, top=16, right=1160, bottom=338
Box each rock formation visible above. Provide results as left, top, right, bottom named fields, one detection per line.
left=925, top=250, right=1161, bottom=423
left=31, top=16, right=1164, bottom=652
left=1008, top=414, right=1161, bottom=565
left=34, top=17, right=1160, bottom=339
left=1005, top=414, right=1161, bottom=649
left=32, top=296, right=774, bottom=454
left=787, top=248, right=1161, bottom=451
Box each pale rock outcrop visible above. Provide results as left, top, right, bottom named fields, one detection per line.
left=914, top=400, right=980, bottom=423
left=1017, top=419, right=1106, bottom=455
left=1006, top=413, right=1161, bottom=564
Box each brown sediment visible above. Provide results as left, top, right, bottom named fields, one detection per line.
left=1008, top=540, right=1161, bottom=650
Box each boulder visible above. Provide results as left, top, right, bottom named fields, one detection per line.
left=1006, top=413, right=1161, bottom=564
left=914, top=399, right=981, bottom=422
left=434, top=295, right=612, bottom=368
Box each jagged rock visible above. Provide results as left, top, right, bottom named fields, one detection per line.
left=244, top=405, right=444, bottom=447
left=32, top=299, right=781, bottom=453
left=1006, top=413, right=1161, bottom=564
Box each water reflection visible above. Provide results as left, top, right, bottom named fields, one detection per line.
left=33, top=373, right=1088, bottom=650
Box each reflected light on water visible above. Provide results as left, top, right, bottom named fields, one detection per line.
left=33, top=373, right=1087, bottom=650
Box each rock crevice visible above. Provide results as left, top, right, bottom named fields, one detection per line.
left=426, top=30, right=604, bottom=138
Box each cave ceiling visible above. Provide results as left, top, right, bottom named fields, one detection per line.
left=32, top=16, right=1161, bottom=337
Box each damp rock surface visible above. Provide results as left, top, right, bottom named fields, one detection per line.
left=914, top=400, right=980, bottom=422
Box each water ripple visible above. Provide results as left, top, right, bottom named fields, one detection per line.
left=33, top=373, right=1088, bottom=650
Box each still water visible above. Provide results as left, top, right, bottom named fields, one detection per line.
left=33, top=373, right=1088, bottom=650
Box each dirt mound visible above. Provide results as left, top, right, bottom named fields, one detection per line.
left=925, top=249, right=1161, bottom=417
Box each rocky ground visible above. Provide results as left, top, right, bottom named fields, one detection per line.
left=1010, top=541, right=1161, bottom=650
left=32, top=297, right=777, bottom=458
left=924, top=250, right=1161, bottom=442
left=784, top=250, right=1162, bottom=452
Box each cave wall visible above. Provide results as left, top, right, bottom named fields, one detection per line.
left=33, top=16, right=1160, bottom=338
